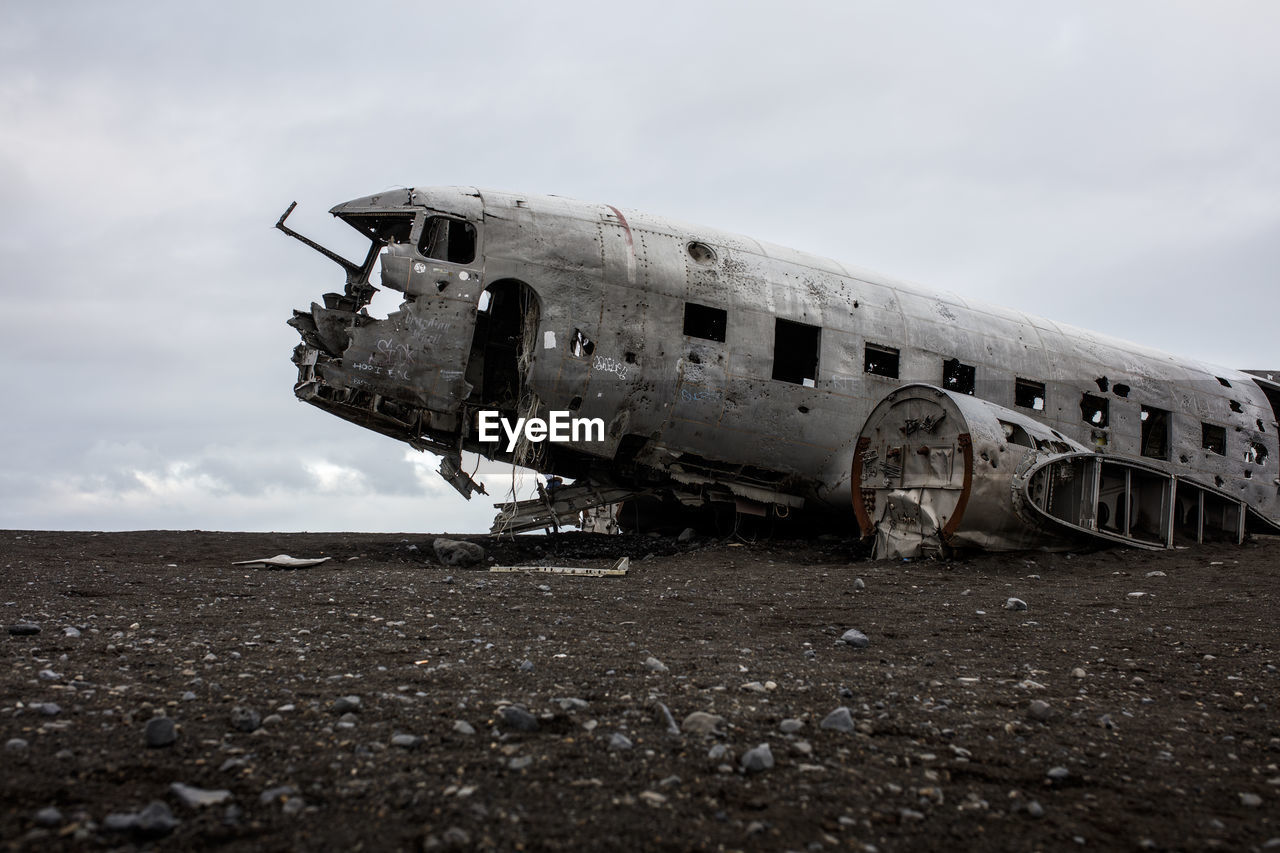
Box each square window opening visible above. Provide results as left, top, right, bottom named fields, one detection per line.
left=1015, top=378, right=1045, bottom=411
left=773, top=319, right=821, bottom=385
left=1080, top=393, right=1109, bottom=427
left=1202, top=422, right=1226, bottom=456
left=864, top=343, right=899, bottom=379
left=418, top=216, right=477, bottom=265
left=1140, top=405, right=1170, bottom=460
left=683, top=302, right=727, bottom=343
left=942, top=358, right=976, bottom=395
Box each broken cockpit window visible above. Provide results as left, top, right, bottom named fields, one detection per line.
left=418, top=216, right=477, bottom=264
left=1015, top=378, right=1045, bottom=411
left=1080, top=393, right=1109, bottom=427
left=773, top=319, right=821, bottom=386
left=864, top=343, right=899, bottom=379
left=341, top=212, right=414, bottom=244
left=942, top=358, right=976, bottom=395
left=683, top=302, right=727, bottom=342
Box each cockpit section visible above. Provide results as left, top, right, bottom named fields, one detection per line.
left=277, top=191, right=490, bottom=498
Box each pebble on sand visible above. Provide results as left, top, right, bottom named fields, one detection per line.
left=740, top=743, right=774, bottom=773
left=144, top=717, right=178, bottom=748
left=170, top=782, right=233, bottom=808
left=820, top=707, right=855, bottom=733
left=681, top=711, right=725, bottom=735
left=840, top=629, right=869, bottom=648
left=498, top=705, right=539, bottom=732
left=229, top=706, right=261, bottom=733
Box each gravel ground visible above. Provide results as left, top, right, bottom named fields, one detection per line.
left=2, top=529, right=1279, bottom=851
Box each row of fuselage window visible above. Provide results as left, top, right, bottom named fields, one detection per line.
left=682, top=301, right=1252, bottom=464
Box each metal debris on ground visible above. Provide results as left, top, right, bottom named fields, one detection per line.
left=489, top=557, right=630, bottom=576
left=231, top=555, right=332, bottom=569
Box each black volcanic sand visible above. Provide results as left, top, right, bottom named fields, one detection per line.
left=2, top=530, right=1278, bottom=851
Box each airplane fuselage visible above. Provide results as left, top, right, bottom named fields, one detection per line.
left=281, top=187, right=1279, bottom=548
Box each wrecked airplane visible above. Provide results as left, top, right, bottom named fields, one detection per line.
left=277, top=188, right=1280, bottom=557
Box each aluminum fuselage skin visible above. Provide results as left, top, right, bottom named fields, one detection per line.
left=290, top=186, right=1278, bottom=528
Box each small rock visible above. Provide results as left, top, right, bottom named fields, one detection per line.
left=391, top=733, right=422, bottom=749
left=708, top=744, right=732, bottom=761
left=145, top=717, right=178, bottom=748
left=181, top=691, right=197, bottom=702
left=103, top=812, right=140, bottom=833
left=1098, top=713, right=1116, bottom=730
left=442, top=827, right=471, bottom=846
left=1026, top=800, right=1045, bottom=818
left=840, top=629, right=869, bottom=648
left=1071, top=667, right=1087, bottom=679
left=1047, top=766, right=1070, bottom=782
left=653, top=701, right=680, bottom=735
left=452, top=720, right=476, bottom=736
left=1005, top=597, right=1028, bottom=611
left=677, top=527, right=695, bottom=543
left=682, top=711, right=725, bottom=735
left=61, top=626, right=81, bottom=638
left=170, top=782, right=232, bottom=808
left=1028, top=700, right=1052, bottom=722
left=332, top=695, right=362, bottom=714
left=1240, top=792, right=1263, bottom=807
left=508, top=755, right=533, bottom=770
left=259, top=785, right=299, bottom=805
left=33, top=806, right=63, bottom=827
left=644, top=656, right=668, bottom=673
left=854, top=578, right=866, bottom=590
left=282, top=797, right=306, bottom=816
left=519, top=659, right=535, bottom=672
left=740, top=743, right=774, bottom=773
left=1145, top=571, right=1166, bottom=578
left=608, top=732, right=633, bottom=751
left=780, top=718, right=804, bottom=734
left=820, top=707, right=855, bottom=733
left=433, top=538, right=485, bottom=567
left=38, top=669, right=61, bottom=681
left=7, top=622, right=40, bottom=636
left=638, top=790, right=667, bottom=807
left=498, top=705, right=539, bottom=732
left=35, top=702, right=61, bottom=717
left=229, top=706, right=261, bottom=733
left=136, top=801, right=180, bottom=837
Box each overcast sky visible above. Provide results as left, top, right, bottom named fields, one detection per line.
left=2, top=1, right=1277, bottom=533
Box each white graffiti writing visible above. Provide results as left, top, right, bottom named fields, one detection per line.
left=593, top=355, right=630, bottom=380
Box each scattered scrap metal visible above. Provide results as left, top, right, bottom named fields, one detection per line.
left=489, top=557, right=630, bottom=577
left=231, top=555, right=332, bottom=569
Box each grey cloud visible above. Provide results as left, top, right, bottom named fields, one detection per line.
left=2, top=1, right=1278, bottom=531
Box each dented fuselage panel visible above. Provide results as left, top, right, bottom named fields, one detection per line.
left=278, top=186, right=1280, bottom=555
